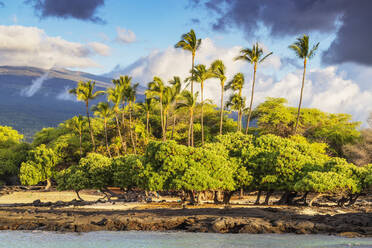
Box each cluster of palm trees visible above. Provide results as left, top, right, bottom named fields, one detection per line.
left=69, top=29, right=319, bottom=153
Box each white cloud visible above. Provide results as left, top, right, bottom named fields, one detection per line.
left=0, top=25, right=109, bottom=69
left=116, top=27, right=136, bottom=44
left=108, top=38, right=280, bottom=106
left=88, top=42, right=110, bottom=56
left=253, top=66, right=372, bottom=125
left=105, top=37, right=372, bottom=125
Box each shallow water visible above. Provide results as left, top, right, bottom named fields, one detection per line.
left=0, top=231, right=372, bottom=248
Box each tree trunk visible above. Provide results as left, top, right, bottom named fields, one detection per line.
left=171, top=114, right=176, bottom=140
left=128, top=101, right=136, bottom=154
left=115, top=114, right=126, bottom=153
left=223, top=191, right=234, bottom=205
left=160, top=95, right=165, bottom=141
left=255, top=190, right=262, bottom=205
left=104, top=119, right=112, bottom=158
left=214, top=191, right=221, bottom=204
left=75, top=190, right=84, bottom=201
left=146, top=111, right=150, bottom=143
left=45, top=178, right=52, bottom=191
left=191, top=109, right=194, bottom=147
left=188, top=190, right=196, bottom=205
left=219, top=82, right=224, bottom=135
left=79, top=131, right=83, bottom=157
left=121, top=100, right=126, bottom=127
left=239, top=188, right=244, bottom=199
left=201, top=81, right=204, bottom=145
left=188, top=110, right=192, bottom=146
left=245, top=63, right=257, bottom=134
left=191, top=53, right=195, bottom=94
left=86, top=101, right=96, bottom=151
left=264, top=190, right=273, bottom=205
left=309, top=192, right=324, bottom=207
left=294, top=58, right=307, bottom=134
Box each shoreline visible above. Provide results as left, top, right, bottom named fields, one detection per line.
left=0, top=203, right=371, bottom=238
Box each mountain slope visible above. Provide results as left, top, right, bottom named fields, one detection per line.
left=0, top=66, right=114, bottom=140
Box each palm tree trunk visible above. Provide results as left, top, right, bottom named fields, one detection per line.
left=115, top=113, right=126, bottom=153
left=201, top=81, right=204, bottom=145
left=146, top=111, right=150, bottom=142
left=191, top=53, right=195, bottom=95
left=238, top=89, right=242, bottom=132
left=79, top=130, right=82, bottom=157
left=104, top=119, right=112, bottom=158
left=160, top=96, right=165, bottom=141
left=188, top=110, right=192, bottom=146
left=128, top=101, right=136, bottom=154
left=219, top=82, right=224, bottom=135
left=294, top=58, right=307, bottom=134
left=245, top=63, right=257, bottom=134
left=191, top=109, right=194, bottom=147
left=191, top=53, right=195, bottom=146
left=121, top=100, right=126, bottom=127
left=85, top=102, right=96, bottom=151
left=171, top=114, right=176, bottom=140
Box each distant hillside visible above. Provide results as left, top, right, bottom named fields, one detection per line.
left=0, top=66, right=144, bottom=140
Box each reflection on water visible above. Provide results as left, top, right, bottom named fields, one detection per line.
left=0, top=231, right=371, bottom=248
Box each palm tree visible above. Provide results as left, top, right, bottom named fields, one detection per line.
left=126, top=83, right=139, bottom=154
left=226, top=94, right=246, bottom=132
left=113, top=75, right=131, bottom=127
left=175, top=29, right=202, bottom=95
left=235, top=43, right=273, bottom=134
left=141, top=97, right=156, bottom=142
left=168, top=76, right=182, bottom=140
left=211, top=60, right=227, bottom=135
left=107, top=86, right=127, bottom=153
left=176, top=90, right=198, bottom=146
left=146, top=77, right=166, bottom=141
left=67, top=115, right=85, bottom=157
left=225, top=73, right=245, bottom=131
left=289, top=35, right=319, bottom=134
left=92, top=102, right=113, bottom=158
left=188, top=64, right=213, bottom=145
left=69, top=81, right=104, bottom=151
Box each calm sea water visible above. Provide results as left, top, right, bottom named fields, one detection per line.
left=0, top=231, right=371, bottom=248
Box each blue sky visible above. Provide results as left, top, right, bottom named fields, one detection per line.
left=0, top=0, right=372, bottom=124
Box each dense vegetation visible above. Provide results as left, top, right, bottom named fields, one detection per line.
left=0, top=31, right=370, bottom=206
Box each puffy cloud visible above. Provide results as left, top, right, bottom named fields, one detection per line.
left=253, top=66, right=372, bottom=125
left=106, top=38, right=281, bottom=106
left=25, top=0, right=105, bottom=24
left=116, top=27, right=136, bottom=44
left=0, top=25, right=108, bottom=69
left=191, top=0, right=372, bottom=66
left=88, top=42, right=110, bottom=56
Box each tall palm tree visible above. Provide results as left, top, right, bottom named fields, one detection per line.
left=126, top=83, right=139, bottom=154
left=67, top=115, right=85, bottom=157
left=92, top=102, right=113, bottom=158
left=113, top=75, right=131, bottom=127
left=211, top=60, right=227, bottom=135
left=146, top=77, right=166, bottom=141
left=225, top=73, right=245, bottom=131
left=141, top=97, right=156, bottom=142
left=226, top=94, right=246, bottom=132
left=289, top=35, right=319, bottom=134
left=188, top=64, right=213, bottom=145
left=235, top=43, right=273, bottom=134
left=69, top=81, right=104, bottom=151
left=176, top=90, right=198, bottom=147
left=107, top=86, right=127, bottom=153
left=175, top=29, right=202, bottom=95
left=168, top=76, right=182, bottom=140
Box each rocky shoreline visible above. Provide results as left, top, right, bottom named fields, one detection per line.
left=0, top=202, right=371, bottom=238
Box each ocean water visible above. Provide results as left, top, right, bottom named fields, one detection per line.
left=0, top=231, right=371, bottom=248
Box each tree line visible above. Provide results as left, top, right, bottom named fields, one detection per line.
left=0, top=29, right=370, bottom=206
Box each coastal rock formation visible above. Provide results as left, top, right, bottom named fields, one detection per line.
left=0, top=203, right=371, bottom=237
